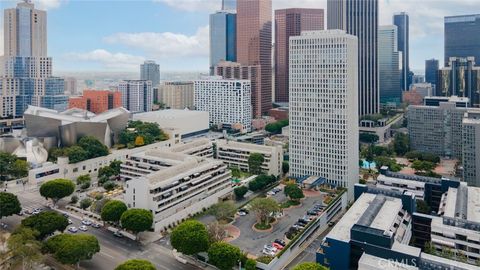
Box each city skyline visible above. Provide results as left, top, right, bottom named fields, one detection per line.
left=0, top=0, right=478, bottom=72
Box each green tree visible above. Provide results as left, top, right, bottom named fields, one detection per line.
left=44, top=234, right=100, bottom=266
left=64, top=145, right=89, bottom=163
left=250, top=198, right=280, bottom=226
left=231, top=167, right=241, bottom=178
left=92, top=198, right=110, bottom=214
left=248, top=153, right=264, bottom=175
left=248, top=174, right=276, bottom=192
left=207, top=242, right=241, bottom=270
left=284, top=184, right=304, bottom=202
left=120, top=208, right=153, bottom=238
left=98, top=166, right=116, bottom=179
left=171, top=220, right=209, bottom=255
left=210, top=201, right=237, bottom=222
left=115, top=259, right=156, bottom=270
left=245, top=259, right=257, bottom=270
left=233, top=186, right=248, bottom=200
left=103, top=181, right=116, bottom=191
left=416, top=200, right=431, bottom=214
left=411, top=160, right=436, bottom=173
left=70, top=195, right=79, bottom=204
left=109, top=160, right=122, bottom=176
left=441, top=246, right=454, bottom=259
left=10, top=159, right=29, bottom=179
left=77, top=136, right=109, bottom=159
left=393, top=133, right=410, bottom=156
left=206, top=222, right=226, bottom=243
left=265, top=119, right=288, bottom=134
left=0, top=152, right=16, bottom=180
left=292, top=262, right=328, bottom=270
left=76, top=174, right=91, bottom=185
left=7, top=227, right=42, bottom=270
left=79, top=198, right=92, bottom=210
left=21, top=211, right=68, bottom=239
left=39, top=179, right=75, bottom=206
left=424, top=241, right=437, bottom=255
left=359, top=133, right=379, bottom=144
left=101, top=200, right=127, bottom=224
left=0, top=192, right=21, bottom=218
left=282, top=161, right=289, bottom=174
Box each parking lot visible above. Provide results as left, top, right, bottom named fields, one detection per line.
left=229, top=186, right=325, bottom=258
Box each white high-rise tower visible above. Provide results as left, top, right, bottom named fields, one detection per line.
left=289, top=30, right=359, bottom=199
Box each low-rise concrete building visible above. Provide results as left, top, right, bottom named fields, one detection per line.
left=215, top=139, right=283, bottom=176
left=123, top=150, right=232, bottom=232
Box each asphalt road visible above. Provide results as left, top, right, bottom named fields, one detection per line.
left=1, top=187, right=200, bottom=270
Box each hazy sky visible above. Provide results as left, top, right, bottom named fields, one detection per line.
left=0, top=0, right=479, bottom=73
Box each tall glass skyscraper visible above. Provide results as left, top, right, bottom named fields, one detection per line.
left=394, top=12, right=410, bottom=91
left=140, top=60, right=160, bottom=87
left=444, top=14, right=480, bottom=67
left=379, top=25, right=401, bottom=105
left=209, top=11, right=237, bottom=71
left=327, top=0, right=379, bottom=116
left=1, top=1, right=67, bottom=117
left=425, top=59, right=439, bottom=93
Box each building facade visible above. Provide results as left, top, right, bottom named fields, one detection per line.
left=118, top=80, right=153, bottom=113
left=157, top=81, right=194, bottom=110
left=462, top=111, right=480, bottom=187
left=444, top=14, right=480, bottom=67
left=209, top=11, right=236, bottom=71
left=274, top=8, right=324, bottom=103
left=425, top=59, right=439, bottom=93
left=68, top=90, right=122, bottom=114
left=327, top=0, right=379, bottom=116
left=437, top=57, right=480, bottom=107
left=194, top=77, right=252, bottom=132
left=63, top=77, right=78, bottom=95
left=236, top=0, right=272, bottom=117
left=379, top=25, right=401, bottom=105
left=289, top=30, right=359, bottom=199
left=122, top=151, right=232, bottom=232
left=215, top=139, right=283, bottom=176
left=140, top=60, right=160, bottom=88
left=394, top=12, right=410, bottom=91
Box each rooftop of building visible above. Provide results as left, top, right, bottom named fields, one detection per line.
left=24, top=105, right=129, bottom=124
left=327, top=193, right=403, bottom=242
left=358, top=253, right=418, bottom=270
left=445, top=14, right=480, bottom=23
left=216, top=139, right=279, bottom=153
left=168, top=138, right=212, bottom=153
left=441, top=184, right=480, bottom=222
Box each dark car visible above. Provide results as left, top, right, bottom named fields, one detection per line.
left=297, top=219, right=308, bottom=225
left=328, top=221, right=336, bottom=227
left=274, top=239, right=286, bottom=247
left=307, top=210, right=319, bottom=216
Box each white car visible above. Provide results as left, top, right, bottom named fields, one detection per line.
left=68, top=219, right=73, bottom=224
left=92, top=223, right=101, bottom=228
left=237, top=211, right=247, bottom=216
left=263, top=245, right=277, bottom=252
left=267, top=191, right=276, bottom=196
left=81, top=219, right=93, bottom=226
left=68, top=226, right=78, bottom=233
left=79, top=225, right=88, bottom=231
left=262, top=249, right=276, bottom=256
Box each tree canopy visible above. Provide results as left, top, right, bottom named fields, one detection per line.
left=284, top=184, right=304, bottom=202
left=210, top=201, right=237, bottom=222
left=359, top=132, right=379, bottom=144
left=39, top=179, right=75, bottom=206
left=80, top=198, right=93, bottom=210
left=120, top=208, right=153, bottom=235
left=265, top=119, right=288, bottom=134
left=248, top=174, right=276, bottom=192
left=0, top=192, right=21, bottom=218
left=119, top=121, right=169, bottom=147
left=248, top=153, right=264, bottom=175
left=101, top=200, right=127, bottom=224
left=77, top=136, right=109, bottom=159
left=44, top=234, right=100, bottom=265
left=250, top=197, right=280, bottom=226
left=48, top=136, right=109, bottom=163
left=115, top=259, right=156, bottom=270
left=7, top=227, right=42, bottom=270
left=233, top=186, right=248, bottom=200
left=0, top=152, right=28, bottom=180
left=393, top=133, right=410, bottom=156
left=207, top=242, right=242, bottom=270
left=282, top=161, right=289, bottom=174
left=171, top=220, right=210, bottom=255
left=292, top=262, right=328, bottom=270
left=21, top=211, right=68, bottom=239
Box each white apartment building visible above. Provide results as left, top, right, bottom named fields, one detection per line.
left=215, top=139, right=283, bottom=176
left=194, top=77, right=252, bottom=132
left=123, top=151, right=232, bottom=232
left=118, top=80, right=153, bottom=113
left=462, top=111, right=480, bottom=187
left=289, top=30, right=359, bottom=199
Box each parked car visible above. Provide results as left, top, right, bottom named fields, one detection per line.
left=274, top=239, right=286, bottom=247
left=113, top=231, right=123, bottom=238
left=237, top=211, right=247, bottom=216
left=92, top=223, right=101, bottom=228
left=240, top=208, right=249, bottom=214
left=297, top=219, right=308, bottom=225
left=68, top=219, right=73, bottom=224
left=68, top=226, right=78, bottom=233
left=263, top=245, right=277, bottom=253
left=23, top=209, right=31, bottom=215
left=63, top=213, right=69, bottom=218
left=79, top=225, right=88, bottom=231
left=293, top=223, right=305, bottom=229
left=0, top=223, right=8, bottom=229
left=307, top=210, right=320, bottom=216
left=267, top=191, right=276, bottom=196
left=82, top=219, right=93, bottom=226
left=272, top=242, right=284, bottom=250
left=262, top=249, right=275, bottom=256
left=328, top=221, right=336, bottom=227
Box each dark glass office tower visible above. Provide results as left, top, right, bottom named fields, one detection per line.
left=444, top=14, right=480, bottom=66
left=327, top=0, right=379, bottom=116
left=394, top=12, right=410, bottom=91
left=438, top=57, right=480, bottom=107
left=425, top=59, right=439, bottom=94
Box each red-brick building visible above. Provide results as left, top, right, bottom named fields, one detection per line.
left=69, top=90, right=122, bottom=114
